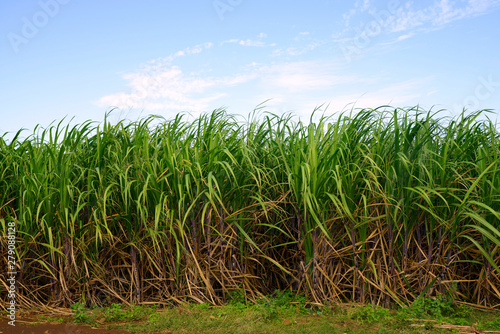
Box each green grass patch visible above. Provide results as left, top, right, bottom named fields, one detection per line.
left=65, top=296, right=500, bottom=334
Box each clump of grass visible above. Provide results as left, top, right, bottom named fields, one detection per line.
left=71, top=302, right=95, bottom=325
left=255, top=290, right=310, bottom=320
left=353, top=305, right=392, bottom=324
left=400, top=294, right=456, bottom=319
left=397, top=294, right=479, bottom=329
left=70, top=302, right=157, bottom=326
left=482, top=317, right=500, bottom=330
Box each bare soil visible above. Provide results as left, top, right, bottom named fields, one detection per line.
left=0, top=320, right=148, bottom=334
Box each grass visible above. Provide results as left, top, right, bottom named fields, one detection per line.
left=70, top=302, right=157, bottom=326
left=1, top=105, right=500, bottom=309
left=59, top=296, right=500, bottom=334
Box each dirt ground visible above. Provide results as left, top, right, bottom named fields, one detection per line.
left=0, top=320, right=153, bottom=334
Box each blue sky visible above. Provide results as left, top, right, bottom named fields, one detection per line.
left=1, top=0, right=500, bottom=136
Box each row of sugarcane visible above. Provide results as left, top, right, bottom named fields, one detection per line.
left=1, top=106, right=499, bottom=308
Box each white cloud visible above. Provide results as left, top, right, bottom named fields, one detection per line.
left=357, top=0, right=371, bottom=11
left=97, top=44, right=257, bottom=112
left=254, top=62, right=340, bottom=92
left=273, top=31, right=325, bottom=56
left=222, top=38, right=267, bottom=46
left=98, top=66, right=222, bottom=111
left=271, top=41, right=322, bottom=56
left=251, top=61, right=375, bottom=95
left=294, top=31, right=311, bottom=41
left=95, top=31, right=435, bottom=120
left=239, top=39, right=266, bottom=47
left=397, top=33, right=413, bottom=41
left=388, top=0, right=500, bottom=32
left=338, top=0, right=500, bottom=44
left=221, top=33, right=269, bottom=47
left=221, top=38, right=240, bottom=44
left=97, top=50, right=370, bottom=117
left=222, top=38, right=268, bottom=47
left=184, top=42, right=213, bottom=54
left=150, top=42, right=214, bottom=65
left=340, top=0, right=374, bottom=30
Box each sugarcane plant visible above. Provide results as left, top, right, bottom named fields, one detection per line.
left=0, top=106, right=499, bottom=308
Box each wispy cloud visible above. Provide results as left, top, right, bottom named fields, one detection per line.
left=293, top=31, right=311, bottom=41
left=221, top=33, right=271, bottom=47
left=389, top=0, right=500, bottom=32
left=272, top=31, right=325, bottom=56
left=97, top=44, right=256, bottom=112
left=222, top=38, right=267, bottom=47
left=341, top=0, right=373, bottom=28
left=397, top=0, right=497, bottom=32
left=255, top=61, right=366, bottom=92
left=96, top=22, right=440, bottom=118
left=271, top=42, right=322, bottom=56
left=396, top=33, right=413, bottom=41
left=161, top=42, right=214, bottom=62
left=334, top=0, right=500, bottom=63
left=338, top=0, right=500, bottom=42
